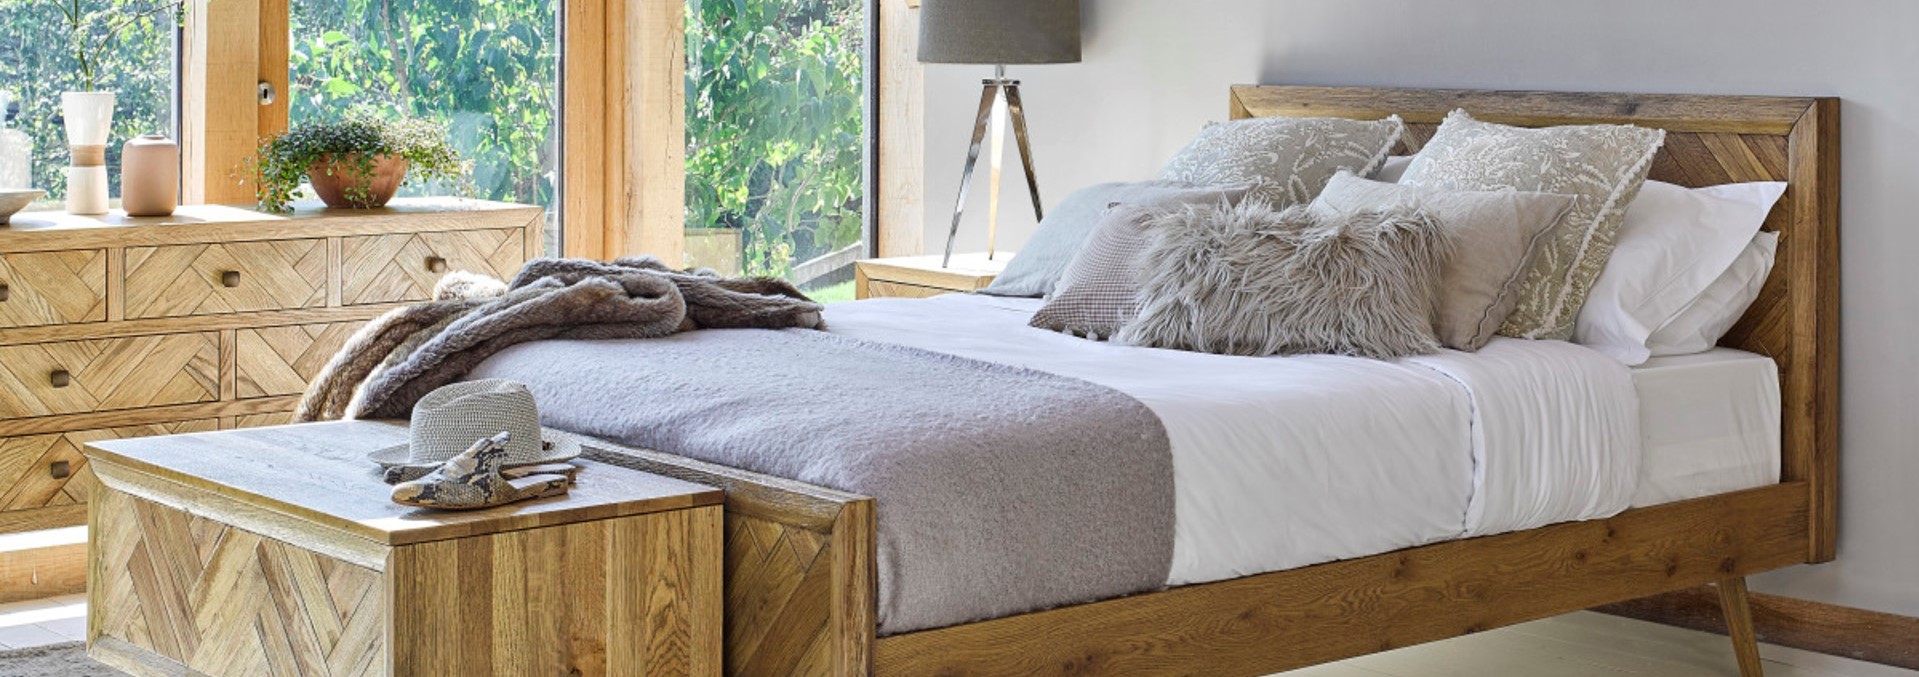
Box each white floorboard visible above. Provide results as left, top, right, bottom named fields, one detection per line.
left=0, top=596, right=1907, bottom=676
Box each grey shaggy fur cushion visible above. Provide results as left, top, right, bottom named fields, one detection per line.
left=1116, top=201, right=1451, bottom=359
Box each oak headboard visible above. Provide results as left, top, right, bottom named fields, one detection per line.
left=1230, top=85, right=1839, bottom=563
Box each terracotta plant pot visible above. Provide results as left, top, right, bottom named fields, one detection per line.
left=308, top=154, right=410, bottom=208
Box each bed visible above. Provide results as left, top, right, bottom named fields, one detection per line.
left=497, top=86, right=1840, bottom=677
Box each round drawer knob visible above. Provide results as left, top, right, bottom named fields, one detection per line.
left=426, top=256, right=448, bottom=274
left=49, top=369, right=70, bottom=388
left=221, top=270, right=242, bottom=288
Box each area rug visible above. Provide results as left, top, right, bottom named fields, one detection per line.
left=0, top=642, right=122, bottom=676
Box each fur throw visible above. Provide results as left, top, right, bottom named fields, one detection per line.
left=297, top=257, right=824, bottom=421
left=1116, top=200, right=1450, bottom=359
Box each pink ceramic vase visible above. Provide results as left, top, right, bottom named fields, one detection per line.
left=120, top=134, right=178, bottom=217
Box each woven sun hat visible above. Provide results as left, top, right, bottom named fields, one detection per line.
left=367, top=379, right=582, bottom=471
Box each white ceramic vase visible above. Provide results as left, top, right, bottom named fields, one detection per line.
left=61, top=91, right=115, bottom=215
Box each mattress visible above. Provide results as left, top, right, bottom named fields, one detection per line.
left=1629, top=348, right=1782, bottom=507
left=817, top=294, right=1642, bottom=587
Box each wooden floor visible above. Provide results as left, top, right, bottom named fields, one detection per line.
left=0, top=597, right=1906, bottom=677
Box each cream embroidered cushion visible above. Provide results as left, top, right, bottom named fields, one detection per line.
left=1158, top=115, right=1404, bottom=209
left=1400, top=110, right=1666, bottom=340
left=1311, top=171, right=1577, bottom=352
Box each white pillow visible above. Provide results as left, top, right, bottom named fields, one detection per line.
left=1573, top=180, right=1786, bottom=365
left=1646, top=231, right=1778, bottom=356
left=1373, top=155, right=1413, bottom=183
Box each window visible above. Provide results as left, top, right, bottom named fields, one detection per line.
left=0, top=0, right=178, bottom=206
left=289, top=0, right=562, bottom=254
left=684, top=0, right=870, bottom=301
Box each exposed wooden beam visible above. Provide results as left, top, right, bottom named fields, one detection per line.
left=181, top=0, right=264, bottom=205
left=877, top=0, right=925, bottom=256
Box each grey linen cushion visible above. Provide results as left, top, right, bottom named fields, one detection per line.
left=1115, top=201, right=1449, bottom=359
left=1312, top=171, right=1578, bottom=351
left=1400, top=109, right=1665, bottom=340
left=1157, top=115, right=1404, bottom=209
left=983, top=181, right=1252, bottom=298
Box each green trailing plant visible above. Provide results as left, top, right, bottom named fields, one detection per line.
left=245, top=111, right=469, bottom=212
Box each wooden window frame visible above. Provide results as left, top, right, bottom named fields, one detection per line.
left=186, top=0, right=921, bottom=262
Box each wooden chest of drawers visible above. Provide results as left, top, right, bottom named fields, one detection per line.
left=0, top=199, right=541, bottom=539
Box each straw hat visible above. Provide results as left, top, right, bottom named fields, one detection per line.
left=367, top=379, right=581, bottom=473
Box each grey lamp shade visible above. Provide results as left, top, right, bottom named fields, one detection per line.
left=918, top=0, right=1082, bottom=65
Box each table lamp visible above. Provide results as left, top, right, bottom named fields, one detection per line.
left=919, top=0, right=1081, bottom=267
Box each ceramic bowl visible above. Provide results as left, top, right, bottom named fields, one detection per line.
left=0, top=189, right=46, bottom=225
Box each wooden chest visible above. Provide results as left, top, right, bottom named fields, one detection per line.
left=83, top=421, right=721, bottom=677
left=0, top=200, right=541, bottom=549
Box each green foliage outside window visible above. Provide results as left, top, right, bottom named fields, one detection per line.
left=289, top=0, right=559, bottom=220
left=0, top=0, right=176, bottom=200
left=686, top=0, right=866, bottom=280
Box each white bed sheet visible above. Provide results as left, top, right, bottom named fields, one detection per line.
left=822, top=294, right=1641, bottom=587
left=1629, top=348, right=1781, bottom=507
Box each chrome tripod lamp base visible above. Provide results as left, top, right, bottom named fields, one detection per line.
left=940, top=65, right=1045, bottom=269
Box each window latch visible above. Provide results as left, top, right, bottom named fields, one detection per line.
left=258, top=81, right=276, bottom=106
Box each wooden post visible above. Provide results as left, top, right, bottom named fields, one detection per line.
left=181, top=0, right=265, bottom=205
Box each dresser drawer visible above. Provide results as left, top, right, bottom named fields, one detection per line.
left=124, top=239, right=327, bottom=319
left=0, top=332, right=220, bottom=418
left=235, top=321, right=361, bottom=399
left=341, top=228, right=526, bottom=305
left=0, top=419, right=219, bottom=510
left=0, top=249, right=108, bottom=329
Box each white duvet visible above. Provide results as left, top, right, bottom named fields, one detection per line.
left=824, top=294, right=1641, bottom=587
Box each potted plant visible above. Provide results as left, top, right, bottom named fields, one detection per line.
left=55, top=0, right=190, bottom=214
left=246, top=111, right=468, bottom=212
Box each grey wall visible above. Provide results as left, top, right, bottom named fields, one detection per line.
left=921, top=0, right=1919, bottom=617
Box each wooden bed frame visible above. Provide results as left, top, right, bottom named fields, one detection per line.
left=596, top=86, right=1840, bottom=677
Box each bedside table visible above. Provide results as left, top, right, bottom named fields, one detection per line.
left=854, top=251, right=1012, bottom=299
left=83, top=421, right=721, bottom=677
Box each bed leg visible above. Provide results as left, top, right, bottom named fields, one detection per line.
left=1716, top=577, right=1765, bottom=677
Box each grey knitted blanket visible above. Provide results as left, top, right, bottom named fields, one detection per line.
left=468, top=328, right=1175, bottom=634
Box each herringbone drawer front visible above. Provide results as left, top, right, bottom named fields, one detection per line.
left=93, top=489, right=387, bottom=677
left=235, top=322, right=361, bottom=399
left=340, top=228, right=526, bottom=305
left=0, top=419, right=217, bottom=511
left=0, top=249, right=107, bottom=329
left=0, top=332, right=220, bottom=418
left=124, top=239, right=327, bottom=319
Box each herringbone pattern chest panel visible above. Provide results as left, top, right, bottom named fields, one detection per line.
left=0, top=249, right=107, bottom=329
left=0, top=419, right=217, bottom=512
left=125, top=239, right=328, bottom=319
left=0, top=333, right=220, bottom=418
left=92, top=488, right=387, bottom=677
left=235, top=322, right=362, bottom=399
left=341, top=228, right=526, bottom=305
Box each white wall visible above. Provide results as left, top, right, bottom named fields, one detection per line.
left=921, top=0, right=1919, bottom=617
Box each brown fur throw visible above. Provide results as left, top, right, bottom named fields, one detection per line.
left=296, top=257, right=824, bottom=421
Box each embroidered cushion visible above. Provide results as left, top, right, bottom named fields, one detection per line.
left=1400, top=110, right=1665, bottom=340
left=1157, top=115, right=1403, bottom=209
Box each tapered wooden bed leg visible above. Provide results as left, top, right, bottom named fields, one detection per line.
left=1717, top=577, right=1765, bottom=677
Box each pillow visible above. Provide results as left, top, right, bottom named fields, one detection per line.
left=1312, top=171, right=1577, bottom=351
left=982, top=181, right=1252, bottom=298
left=1372, top=155, right=1413, bottom=183
left=1400, top=110, right=1666, bottom=340
left=1646, top=231, right=1779, bottom=356
left=1157, top=115, right=1403, bottom=209
left=1115, top=200, right=1449, bottom=359
left=1572, top=180, right=1787, bottom=365
left=1026, top=204, right=1163, bottom=339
